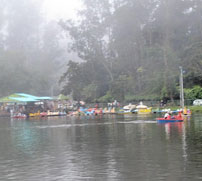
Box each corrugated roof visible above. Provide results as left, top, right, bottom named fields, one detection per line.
left=16, top=93, right=39, bottom=99
left=37, top=97, right=52, bottom=100
left=11, top=97, right=38, bottom=102
left=0, top=93, right=52, bottom=103
left=16, top=93, right=52, bottom=100
left=0, top=96, right=20, bottom=103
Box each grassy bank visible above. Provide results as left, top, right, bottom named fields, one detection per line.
left=153, top=106, right=202, bottom=113
left=188, top=106, right=202, bottom=113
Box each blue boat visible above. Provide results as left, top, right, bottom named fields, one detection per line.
left=156, top=118, right=183, bottom=123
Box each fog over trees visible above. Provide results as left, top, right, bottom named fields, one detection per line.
left=60, top=0, right=202, bottom=102
left=0, top=0, right=69, bottom=96
left=1, top=0, right=202, bottom=102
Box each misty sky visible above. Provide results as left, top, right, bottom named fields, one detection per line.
left=43, top=0, right=82, bottom=20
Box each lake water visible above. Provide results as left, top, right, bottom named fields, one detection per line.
left=0, top=114, right=202, bottom=180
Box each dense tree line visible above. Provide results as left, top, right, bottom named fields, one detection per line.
left=0, top=0, right=66, bottom=97
left=60, top=0, right=202, bottom=103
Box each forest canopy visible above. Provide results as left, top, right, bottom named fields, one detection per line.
left=1, top=0, right=202, bottom=103
left=59, top=0, right=202, bottom=102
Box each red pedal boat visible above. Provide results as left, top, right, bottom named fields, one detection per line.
left=12, top=115, right=27, bottom=119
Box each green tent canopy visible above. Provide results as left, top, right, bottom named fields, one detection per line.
left=0, top=93, right=52, bottom=103
left=0, top=96, right=20, bottom=103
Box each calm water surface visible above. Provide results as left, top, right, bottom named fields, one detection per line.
left=0, top=114, right=202, bottom=180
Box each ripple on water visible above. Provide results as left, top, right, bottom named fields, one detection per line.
left=0, top=115, right=202, bottom=180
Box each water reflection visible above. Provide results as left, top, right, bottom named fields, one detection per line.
left=0, top=115, right=202, bottom=180
left=163, top=122, right=184, bottom=140
left=10, top=121, right=41, bottom=155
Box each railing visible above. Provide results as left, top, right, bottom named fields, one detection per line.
left=85, top=99, right=195, bottom=108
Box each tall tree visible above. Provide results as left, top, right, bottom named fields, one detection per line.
left=60, top=0, right=202, bottom=102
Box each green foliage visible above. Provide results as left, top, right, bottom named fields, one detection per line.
left=189, top=106, right=202, bottom=113
left=125, top=94, right=160, bottom=102
left=98, top=91, right=114, bottom=103
left=60, top=60, right=110, bottom=101
left=59, top=0, right=202, bottom=102
left=182, top=43, right=202, bottom=87
left=184, top=86, right=202, bottom=100
left=81, top=83, right=98, bottom=102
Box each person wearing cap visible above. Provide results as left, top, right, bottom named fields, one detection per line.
left=164, top=111, right=171, bottom=119
left=164, top=112, right=169, bottom=119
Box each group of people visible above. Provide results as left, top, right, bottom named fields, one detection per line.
left=164, top=111, right=182, bottom=119
left=107, top=100, right=120, bottom=108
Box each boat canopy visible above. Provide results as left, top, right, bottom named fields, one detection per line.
left=136, top=102, right=148, bottom=109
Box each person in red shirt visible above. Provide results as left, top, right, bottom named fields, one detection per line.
left=164, top=112, right=171, bottom=119
left=177, top=111, right=182, bottom=119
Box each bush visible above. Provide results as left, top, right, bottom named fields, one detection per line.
left=98, top=91, right=114, bottom=102
left=184, top=86, right=202, bottom=100
left=125, top=94, right=160, bottom=102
